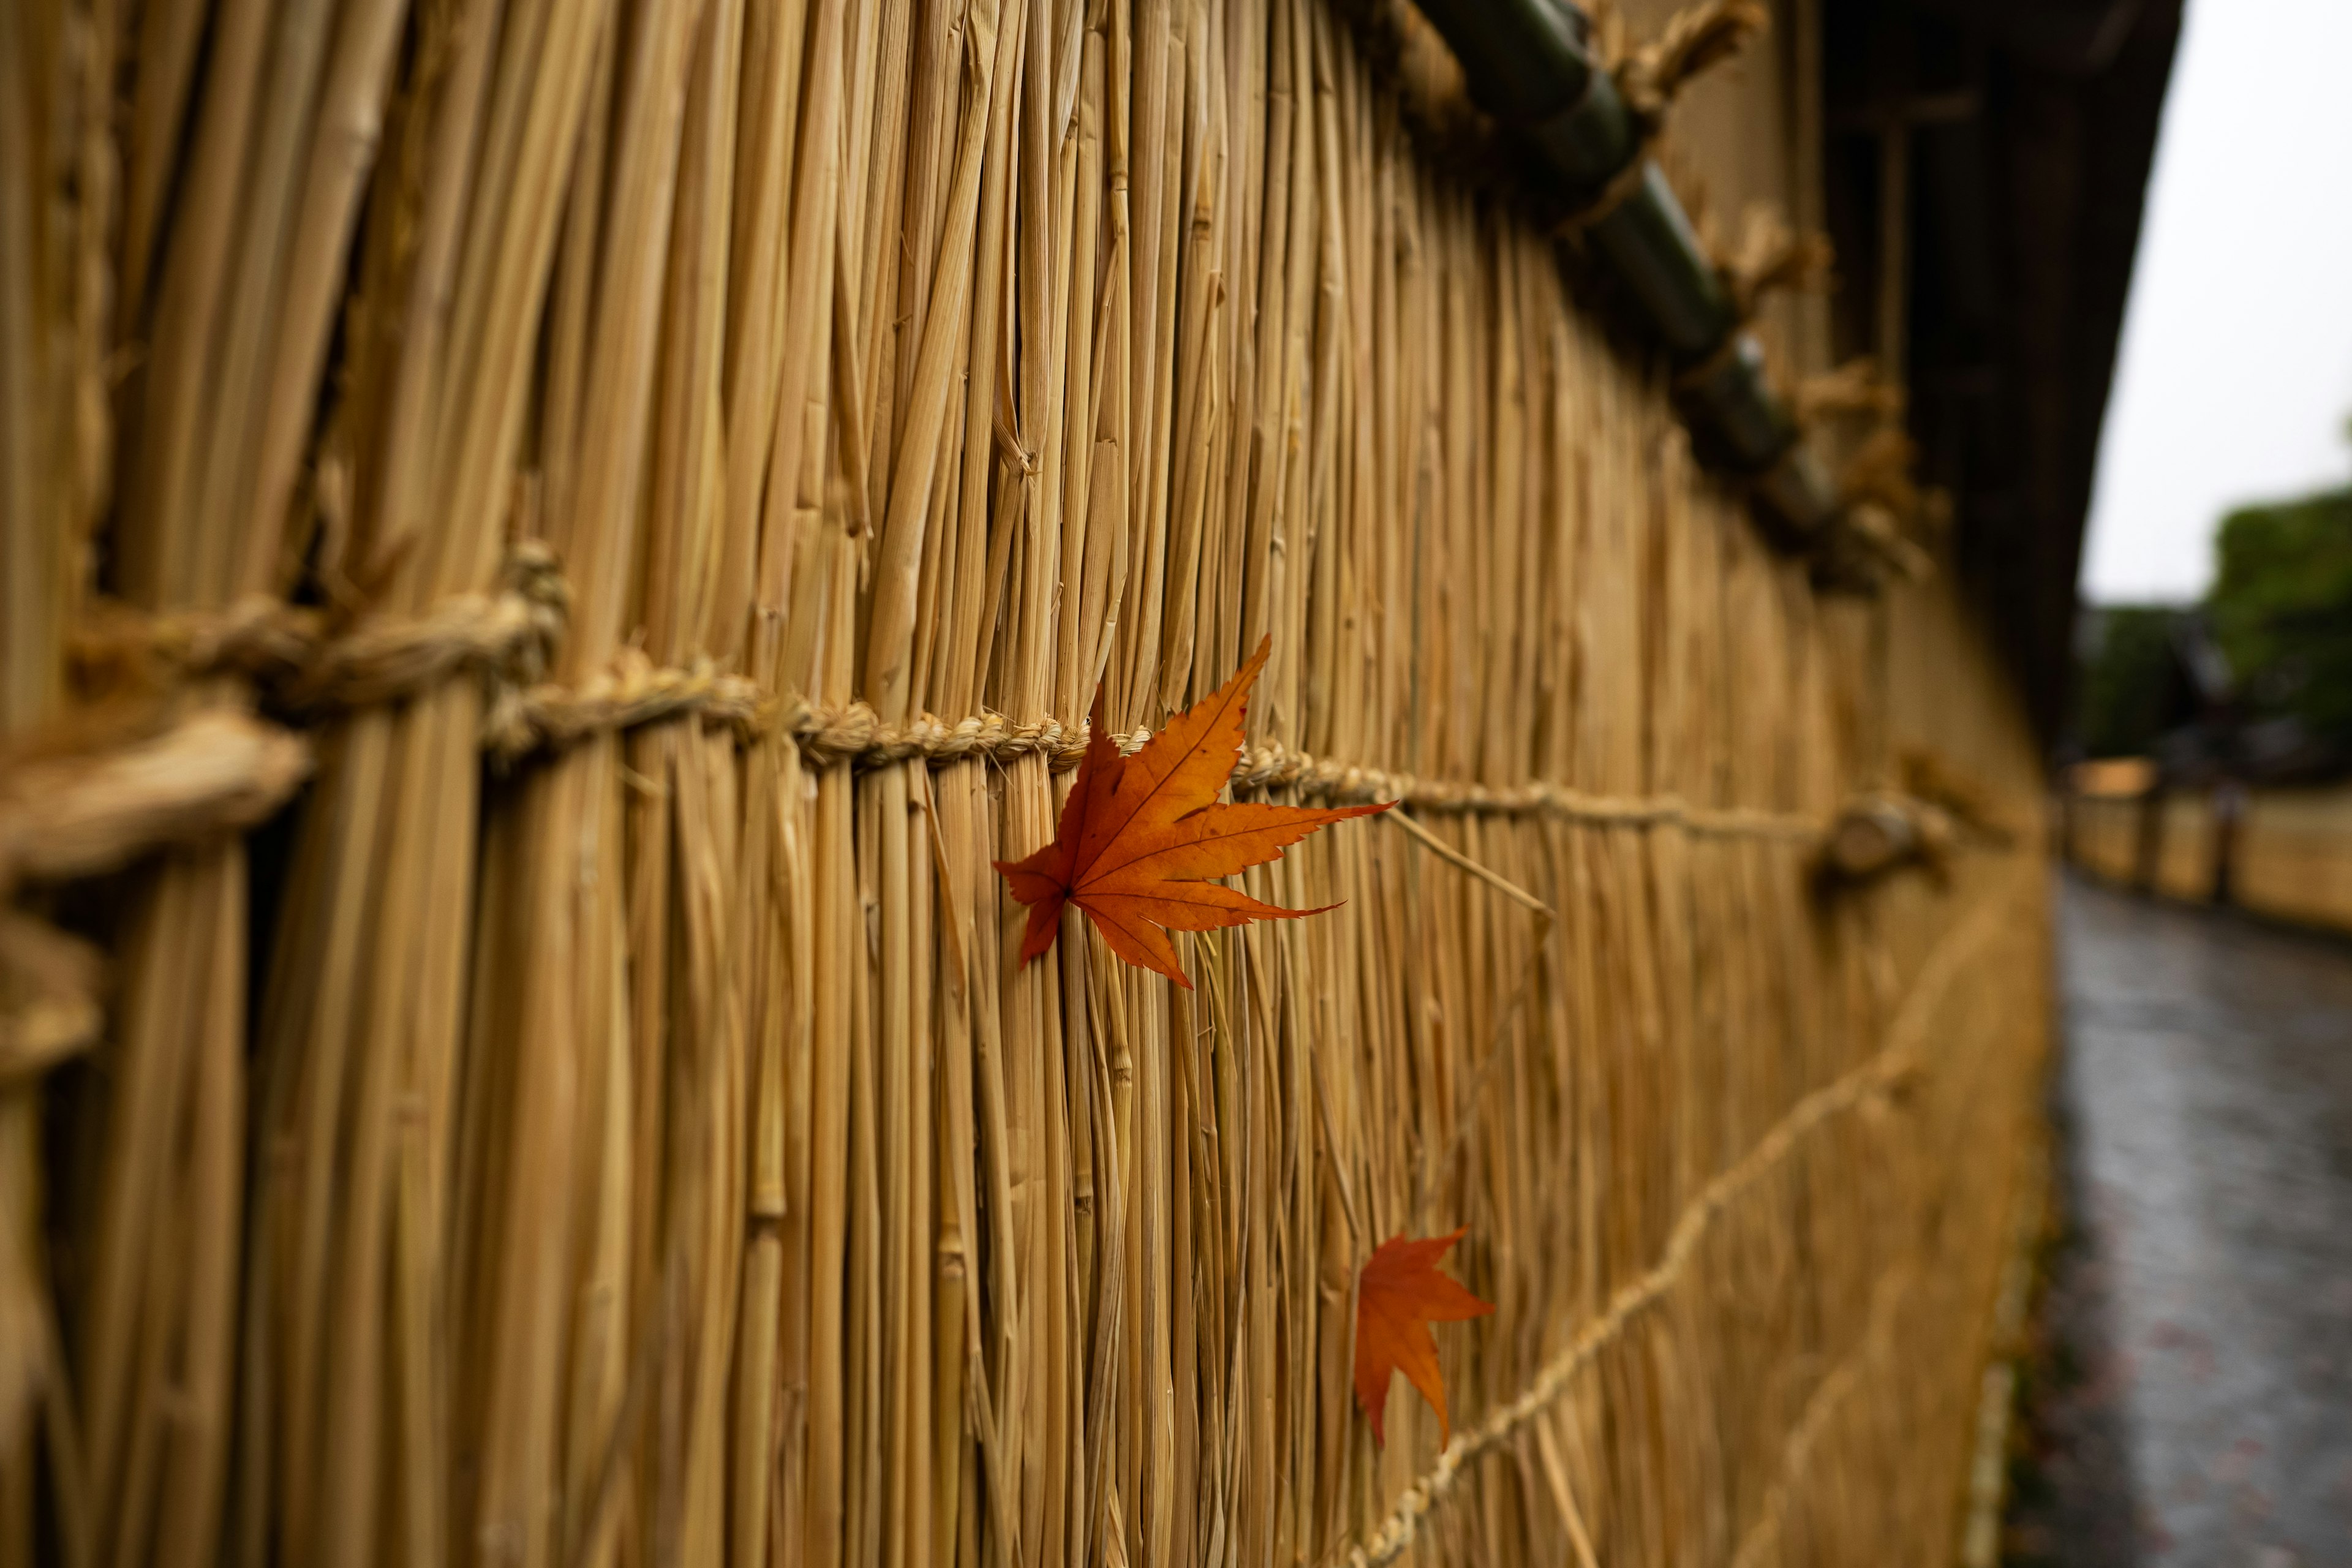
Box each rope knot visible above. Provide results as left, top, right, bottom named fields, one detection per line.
left=498, top=540, right=571, bottom=688
left=1613, top=0, right=1768, bottom=134
left=1715, top=205, right=1834, bottom=322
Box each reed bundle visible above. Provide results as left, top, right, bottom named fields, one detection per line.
left=0, top=0, right=2052, bottom=1562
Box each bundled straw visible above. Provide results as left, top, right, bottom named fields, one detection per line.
left=0, top=0, right=2055, bottom=1565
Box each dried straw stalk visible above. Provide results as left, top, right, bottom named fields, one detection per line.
left=4, top=0, right=2053, bottom=1564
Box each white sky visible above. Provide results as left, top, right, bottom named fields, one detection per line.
left=2079, top=0, right=2352, bottom=605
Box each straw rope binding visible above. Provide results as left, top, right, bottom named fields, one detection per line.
left=62, top=566, right=1829, bottom=835
left=0, top=710, right=312, bottom=889
left=1345, top=876, right=2022, bottom=1567
left=1611, top=0, right=1770, bottom=134
left=0, top=0, right=2057, bottom=1554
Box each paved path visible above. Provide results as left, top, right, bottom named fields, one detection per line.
left=2020, top=876, right=2352, bottom=1566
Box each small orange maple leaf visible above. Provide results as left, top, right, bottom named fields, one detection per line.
left=994, top=636, right=1390, bottom=988
left=1353, top=1226, right=1495, bottom=1447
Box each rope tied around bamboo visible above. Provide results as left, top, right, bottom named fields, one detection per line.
left=1609, top=0, right=1769, bottom=134
left=1540, top=0, right=1768, bottom=243
left=0, top=552, right=561, bottom=1068
left=1713, top=206, right=1835, bottom=325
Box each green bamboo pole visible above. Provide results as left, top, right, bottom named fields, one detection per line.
left=1414, top=0, right=1840, bottom=543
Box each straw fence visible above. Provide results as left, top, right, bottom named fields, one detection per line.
left=1, top=0, right=2052, bottom=1562
left=2070, top=785, right=2352, bottom=935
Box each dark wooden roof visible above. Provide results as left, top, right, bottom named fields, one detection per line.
left=1820, top=0, right=2183, bottom=743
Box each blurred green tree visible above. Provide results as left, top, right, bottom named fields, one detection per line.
left=2207, top=485, right=2352, bottom=747
left=2075, top=605, right=2188, bottom=759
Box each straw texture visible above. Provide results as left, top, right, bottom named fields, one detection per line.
left=2, top=0, right=2052, bottom=1563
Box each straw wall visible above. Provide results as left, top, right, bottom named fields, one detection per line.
left=2068, top=794, right=2144, bottom=887
left=2232, top=789, right=2352, bottom=933
left=1, top=0, right=2052, bottom=1563
left=2075, top=785, right=2352, bottom=935
left=2152, top=791, right=2215, bottom=903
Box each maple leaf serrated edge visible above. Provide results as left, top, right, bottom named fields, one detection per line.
left=1353, top=1226, right=1495, bottom=1447
left=993, top=636, right=1392, bottom=988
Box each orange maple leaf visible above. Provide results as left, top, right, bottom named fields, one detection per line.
left=993, top=635, right=1390, bottom=988
left=1353, top=1226, right=1495, bottom=1447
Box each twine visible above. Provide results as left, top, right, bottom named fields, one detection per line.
left=1552, top=148, right=1657, bottom=243
left=0, top=709, right=313, bottom=889
left=70, top=597, right=326, bottom=685
left=0, top=914, right=102, bottom=1084
left=1716, top=206, right=1834, bottom=323
left=1229, top=745, right=1822, bottom=839
left=1613, top=0, right=1768, bottom=133
left=1727, top=1265, right=1915, bottom=1568
left=296, top=544, right=568, bottom=712
left=495, top=655, right=766, bottom=758
left=748, top=705, right=1819, bottom=837
left=1343, top=878, right=2018, bottom=1567
left=1824, top=428, right=1943, bottom=582
left=521, top=679, right=1822, bottom=837
left=1555, top=0, right=1769, bottom=243
left=0, top=709, right=313, bottom=1077
left=1838, top=425, right=1920, bottom=511
left=61, top=564, right=1826, bottom=837
left=1792, top=357, right=1902, bottom=426
left=72, top=543, right=571, bottom=722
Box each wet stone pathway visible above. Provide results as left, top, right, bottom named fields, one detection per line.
left=2009, top=876, right=2352, bottom=1567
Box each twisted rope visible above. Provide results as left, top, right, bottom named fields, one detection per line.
left=0, top=914, right=102, bottom=1084
left=511, top=678, right=1821, bottom=834
left=70, top=597, right=325, bottom=684
left=1551, top=0, right=1769, bottom=243
left=0, top=709, right=312, bottom=889
left=300, top=545, right=568, bottom=712
left=72, top=543, right=571, bottom=712
left=1613, top=0, right=1768, bottom=133
left=1826, top=426, right=1943, bottom=582
left=62, top=563, right=1826, bottom=835
left=1792, top=356, right=1904, bottom=426
left=496, top=655, right=766, bottom=757
left=1344, top=877, right=2019, bottom=1567
left=1716, top=206, right=1834, bottom=323
left=1727, top=1266, right=1915, bottom=1568
left=0, top=708, right=313, bottom=1076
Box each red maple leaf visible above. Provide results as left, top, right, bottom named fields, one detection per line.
left=1353, top=1226, right=1495, bottom=1446
left=993, top=636, right=1390, bottom=987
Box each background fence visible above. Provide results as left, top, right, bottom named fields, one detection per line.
left=2070, top=785, right=2352, bottom=935
left=0, top=0, right=2051, bottom=1563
